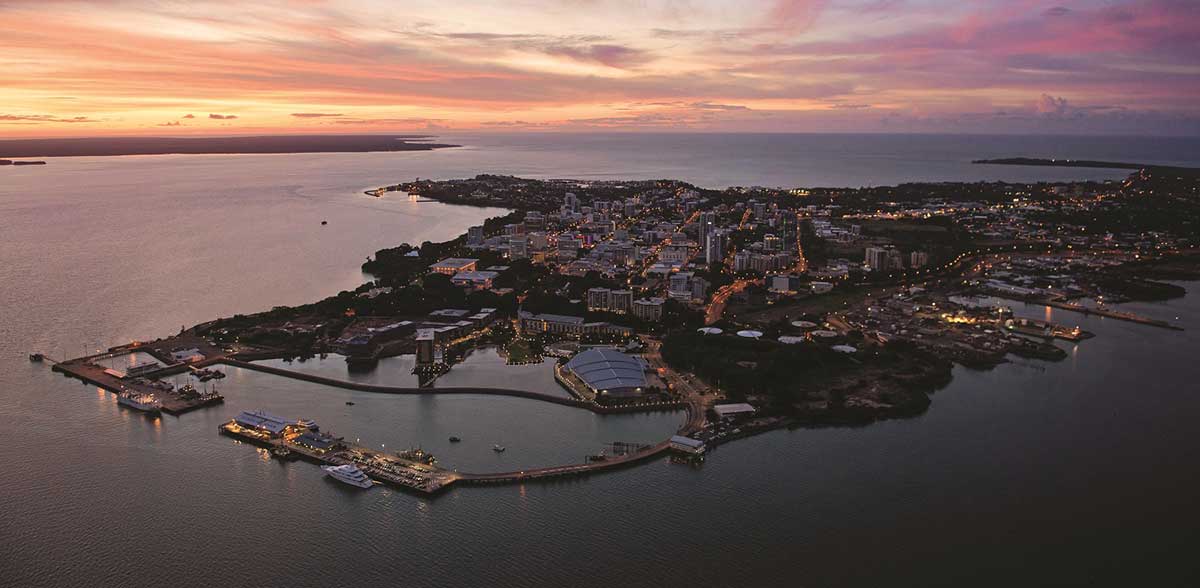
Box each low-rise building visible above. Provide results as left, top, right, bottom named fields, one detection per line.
left=451, top=270, right=500, bottom=289
left=519, top=311, right=632, bottom=339
left=712, top=403, right=756, bottom=420
left=430, top=257, right=478, bottom=276
left=669, top=435, right=706, bottom=455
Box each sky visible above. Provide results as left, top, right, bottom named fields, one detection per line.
left=1, top=0, right=1198, bottom=136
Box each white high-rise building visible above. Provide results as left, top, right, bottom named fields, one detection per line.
left=705, top=230, right=727, bottom=265
left=697, top=211, right=716, bottom=250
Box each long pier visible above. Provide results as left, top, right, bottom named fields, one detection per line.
left=456, top=395, right=706, bottom=485
left=456, top=440, right=673, bottom=485
left=1039, top=299, right=1184, bottom=331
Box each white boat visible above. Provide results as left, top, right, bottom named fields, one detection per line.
left=117, top=391, right=161, bottom=415
left=493, top=444, right=506, bottom=453
left=321, top=464, right=374, bottom=489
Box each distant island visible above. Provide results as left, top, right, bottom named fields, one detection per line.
left=0, top=159, right=47, bottom=166
left=0, top=134, right=458, bottom=158
left=973, top=157, right=1200, bottom=174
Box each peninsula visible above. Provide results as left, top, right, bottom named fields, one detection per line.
left=41, top=166, right=1200, bottom=493
left=0, top=134, right=457, bottom=158
left=972, top=157, right=1200, bottom=174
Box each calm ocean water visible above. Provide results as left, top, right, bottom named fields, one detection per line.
left=2, top=133, right=1199, bottom=586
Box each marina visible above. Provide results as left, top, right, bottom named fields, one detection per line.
left=38, top=334, right=700, bottom=495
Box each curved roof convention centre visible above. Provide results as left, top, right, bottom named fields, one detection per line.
left=565, top=348, right=647, bottom=393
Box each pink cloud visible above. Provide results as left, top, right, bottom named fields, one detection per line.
left=0, top=0, right=1195, bottom=135
left=767, top=0, right=829, bottom=30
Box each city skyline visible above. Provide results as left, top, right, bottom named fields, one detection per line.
left=2, top=0, right=1198, bottom=137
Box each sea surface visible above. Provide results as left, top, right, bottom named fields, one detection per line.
left=2, top=133, right=1199, bottom=587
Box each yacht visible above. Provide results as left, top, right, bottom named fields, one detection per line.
left=117, top=391, right=161, bottom=415
left=493, top=444, right=506, bottom=453
left=321, top=464, right=374, bottom=488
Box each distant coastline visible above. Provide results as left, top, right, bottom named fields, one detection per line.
left=973, top=157, right=1200, bottom=174
left=0, top=134, right=458, bottom=158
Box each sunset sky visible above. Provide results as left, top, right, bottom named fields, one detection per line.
left=1, top=0, right=1197, bottom=136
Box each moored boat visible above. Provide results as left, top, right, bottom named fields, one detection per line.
left=321, top=464, right=374, bottom=488
left=117, top=391, right=162, bottom=415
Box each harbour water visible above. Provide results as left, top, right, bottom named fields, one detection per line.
left=2, top=133, right=1199, bottom=586
left=255, top=347, right=572, bottom=399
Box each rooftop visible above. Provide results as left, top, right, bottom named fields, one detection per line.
left=713, top=403, right=756, bottom=418
left=431, top=257, right=478, bottom=268
left=565, top=347, right=647, bottom=392
left=234, top=410, right=292, bottom=434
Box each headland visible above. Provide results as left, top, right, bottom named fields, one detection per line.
left=0, top=134, right=457, bottom=158
left=33, top=165, right=1200, bottom=494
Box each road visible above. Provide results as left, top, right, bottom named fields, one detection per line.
left=704, top=278, right=757, bottom=325
left=641, top=337, right=716, bottom=410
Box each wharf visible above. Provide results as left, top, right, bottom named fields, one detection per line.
left=52, top=359, right=224, bottom=415
left=1006, top=318, right=1094, bottom=342
left=1039, top=299, right=1184, bottom=330
left=219, top=422, right=457, bottom=494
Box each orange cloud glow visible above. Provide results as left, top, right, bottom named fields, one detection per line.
left=1, top=0, right=1198, bottom=136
